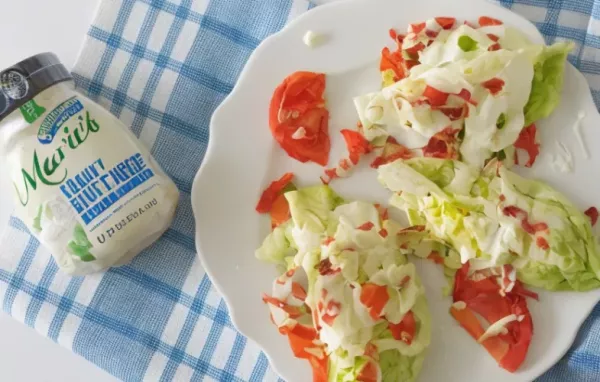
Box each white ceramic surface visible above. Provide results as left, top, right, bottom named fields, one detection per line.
left=192, top=0, right=600, bottom=381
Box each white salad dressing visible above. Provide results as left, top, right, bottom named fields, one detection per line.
left=0, top=54, right=179, bottom=275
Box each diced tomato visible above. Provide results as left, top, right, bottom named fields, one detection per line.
left=511, top=282, right=539, bottom=301
left=410, top=22, right=426, bottom=34
left=481, top=78, right=505, bottom=95
left=291, top=282, right=307, bottom=301
left=423, top=85, right=450, bottom=107
left=341, top=129, right=373, bottom=165
left=435, top=17, right=456, bottom=29
left=426, top=30, right=439, bottom=38
left=309, top=353, right=329, bottom=382
left=487, top=33, right=500, bottom=42
left=321, top=300, right=342, bottom=326
left=371, top=136, right=415, bottom=168
left=585, top=207, right=599, bottom=226
left=262, top=294, right=303, bottom=319
left=404, top=42, right=426, bottom=57
left=456, top=88, right=478, bottom=106
left=428, top=251, right=445, bottom=265
left=269, top=72, right=330, bottom=166
left=380, top=47, right=406, bottom=82
left=437, top=106, right=465, bottom=121
left=514, top=124, right=540, bottom=167
left=389, top=311, right=416, bottom=344
left=360, top=283, right=390, bottom=320
left=422, top=127, right=460, bottom=159
left=479, top=16, right=503, bottom=26
left=378, top=228, right=388, bottom=238
left=488, top=43, right=501, bottom=51
left=270, top=193, right=291, bottom=229
left=357, top=222, right=375, bottom=231
left=536, top=237, right=550, bottom=250
left=256, top=173, right=295, bottom=213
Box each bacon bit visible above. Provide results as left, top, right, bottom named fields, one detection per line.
left=435, top=17, right=456, bottom=30
left=499, top=194, right=506, bottom=202
left=479, top=16, right=503, bottom=27
left=423, top=86, right=450, bottom=107
left=256, top=173, right=295, bottom=213
left=292, top=282, right=308, bottom=301
left=378, top=228, right=389, bottom=238
left=422, top=127, right=460, bottom=159
left=428, top=251, right=445, bottom=264
left=481, top=78, right=505, bottom=95
left=410, top=22, right=426, bottom=34
left=323, top=236, right=335, bottom=246
left=341, top=129, right=373, bottom=165
left=426, top=30, right=439, bottom=38
left=487, top=33, right=500, bottom=42
left=585, top=207, right=599, bottom=226
left=360, top=283, right=390, bottom=320
left=404, top=42, right=426, bottom=57
left=357, top=222, right=375, bottom=231
left=488, top=43, right=501, bottom=51
left=514, top=124, right=540, bottom=168
left=371, top=136, right=415, bottom=168
left=316, top=258, right=340, bottom=276
left=503, top=205, right=549, bottom=235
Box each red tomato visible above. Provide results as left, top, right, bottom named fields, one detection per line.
left=360, top=283, right=390, bottom=320
left=423, top=86, right=450, bottom=107
left=340, top=129, right=373, bottom=164
left=357, top=222, right=375, bottom=231
left=380, top=47, right=406, bottom=82
left=269, top=72, right=330, bottom=166
left=427, top=251, right=445, bottom=265
left=451, top=263, right=534, bottom=372
left=256, top=172, right=294, bottom=213
left=435, top=17, right=456, bottom=29
left=487, top=33, right=500, bottom=42
left=514, top=124, right=540, bottom=167
left=389, top=311, right=417, bottom=344
left=270, top=193, right=291, bottom=229
left=410, top=22, right=426, bottom=34
left=404, top=42, right=426, bottom=57
left=481, top=77, right=505, bottom=95
left=585, top=207, right=599, bottom=226
left=479, top=16, right=503, bottom=26
left=488, top=43, right=501, bottom=51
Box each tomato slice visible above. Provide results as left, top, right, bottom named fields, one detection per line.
left=270, top=193, right=291, bottom=229
left=513, top=124, right=539, bottom=167
left=256, top=172, right=294, bottom=213
left=269, top=72, right=330, bottom=166
left=422, top=127, right=460, bottom=159
left=451, top=263, right=534, bottom=372
left=423, top=85, right=450, bottom=107
left=389, top=311, right=416, bottom=344
left=360, top=283, right=390, bottom=320
left=435, top=17, right=456, bottom=30
left=481, top=78, right=505, bottom=95
left=341, top=129, right=373, bottom=164
left=585, top=206, right=599, bottom=226
left=479, top=16, right=503, bottom=26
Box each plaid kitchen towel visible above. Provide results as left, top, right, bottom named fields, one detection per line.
left=1, top=0, right=600, bottom=381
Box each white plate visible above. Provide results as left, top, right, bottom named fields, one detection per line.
left=191, top=0, right=600, bottom=381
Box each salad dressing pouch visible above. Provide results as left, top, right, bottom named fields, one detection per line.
left=0, top=53, right=180, bottom=275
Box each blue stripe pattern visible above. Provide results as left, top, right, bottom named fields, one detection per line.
left=1, top=0, right=600, bottom=381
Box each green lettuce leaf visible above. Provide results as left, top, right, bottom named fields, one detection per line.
left=286, top=185, right=345, bottom=233
left=524, top=42, right=573, bottom=126
left=255, top=221, right=295, bottom=264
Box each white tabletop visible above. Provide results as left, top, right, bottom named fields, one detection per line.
left=0, top=0, right=334, bottom=381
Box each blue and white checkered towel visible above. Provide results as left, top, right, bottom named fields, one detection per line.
left=1, top=0, right=600, bottom=381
